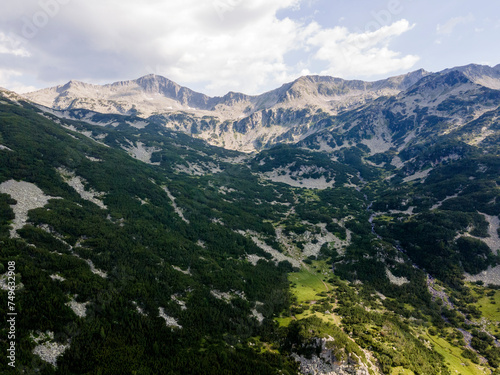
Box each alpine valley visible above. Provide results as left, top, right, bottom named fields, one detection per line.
left=1, top=63, right=500, bottom=374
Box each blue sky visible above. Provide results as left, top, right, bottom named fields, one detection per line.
left=0, top=0, right=499, bottom=95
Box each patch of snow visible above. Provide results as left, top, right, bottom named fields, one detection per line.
left=0, top=144, right=13, bottom=151
left=0, top=180, right=61, bottom=237
left=50, top=274, right=65, bottom=282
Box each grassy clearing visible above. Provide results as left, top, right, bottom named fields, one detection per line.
left=288, top=267, right=328, bottom=303
left=278, top=262, right=342, bottom=328
left=300, top=190, right=321, bottom=202
left=276, top=310, right=341, bottom=328
left=296, top=310, right=340, bottom=325
left=391, top=367, right=414, bottom=375
left=423, top=332, right=487, bottom=375
left=280, top=263, right=490, bottom=375
left=476, top=290, right=500, bottom=322
left=467, top=283, right=500, bottom=335
left=275, top=316, right=295, bottom=327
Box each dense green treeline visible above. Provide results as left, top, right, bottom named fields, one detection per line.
left=1, top=91, right=500, bottom=374
left=0, top=99, right=298, bottom=373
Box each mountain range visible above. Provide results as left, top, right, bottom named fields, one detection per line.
left=24, top=64, right=500, bottom=153
left=1, top=63, right=500, bottom=374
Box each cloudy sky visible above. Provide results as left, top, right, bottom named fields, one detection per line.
left=0, top=0, right=499, bottom=95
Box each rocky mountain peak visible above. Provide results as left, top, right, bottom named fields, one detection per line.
left=56, top=79, right=86, bottom=89
left=133, top=74, right=179, bottom=93
left=20, top=63, right=500, bottom=152
left=404, top=69, right=474, bottom=97
left=441, top=63, right=500, bottom=89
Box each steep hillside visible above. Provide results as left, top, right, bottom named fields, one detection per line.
left=2, top=61, right=500, bottom=375
left=24, top=70, right=430, bottom=152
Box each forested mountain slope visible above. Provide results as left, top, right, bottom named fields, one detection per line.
left=1, top=64, right=500, bottom=374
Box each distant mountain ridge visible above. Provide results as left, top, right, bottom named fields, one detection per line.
left=24, top=69, right=431, bottom=116
left=21, top=63, right=500, bottom=152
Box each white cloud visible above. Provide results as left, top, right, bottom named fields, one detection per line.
left=0, top=32, right=30, bottom=57
left=437, top=14, right=475, bottom=35
left=306, top=20, right=419, bottom=77
left=0, top=69, right=37, bottom=93
left=0, top=0, right=419, bottom=95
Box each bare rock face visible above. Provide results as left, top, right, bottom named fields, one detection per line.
left=22, top=64, right=500, bottom=153
left=24, top=70, right=429, bottom=120
left=0, top=180, right=61, bottom=237
left=292, top=338, right=374, bottom=375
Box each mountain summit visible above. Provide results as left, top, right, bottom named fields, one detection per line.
left=23, top=64, right=500, bottom=152
left=25, top=70, right=432, bottom=118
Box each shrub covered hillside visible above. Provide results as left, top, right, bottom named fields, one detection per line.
left=0, top=75, right=500, bottom=375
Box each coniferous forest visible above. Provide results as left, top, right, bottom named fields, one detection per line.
left=1, top=67, right=500, bottom=375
